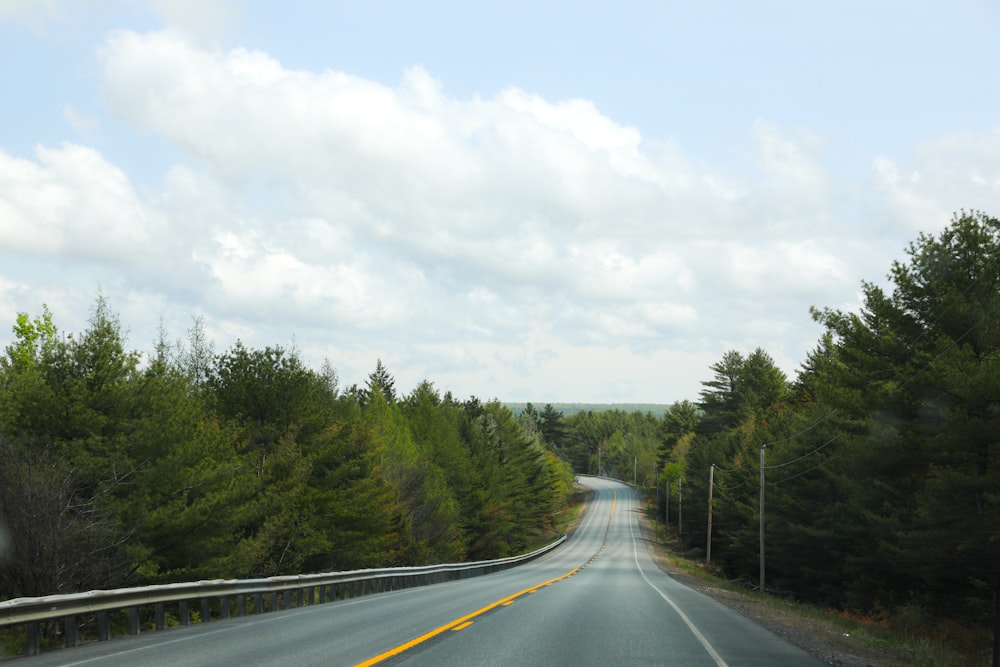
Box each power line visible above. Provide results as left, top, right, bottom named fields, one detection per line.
left=764, top=435, right=838, bottom=470
left=770, top=452, right=845, bottom=485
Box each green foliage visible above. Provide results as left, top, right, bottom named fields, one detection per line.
left=658, top=210, right=1000, bottom=660
left=538, top=403, right=569, bottom=454
left=6, top=210, right=996, bottom=657
left=362, top=358, right=397, bottom=405
left=561, top=406, right=678, bottom=494
left=0, top=301, right=573, bottom=601
left=4, top=306, right=57, bottom=373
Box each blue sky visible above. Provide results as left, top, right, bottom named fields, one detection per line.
left=1, top=0, right=999, bottom=403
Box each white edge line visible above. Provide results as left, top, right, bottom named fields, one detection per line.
left=626, top=492, right=729, bottom=667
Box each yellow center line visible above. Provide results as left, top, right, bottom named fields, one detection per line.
left=354, top=569, right=580, bottom=666
left=355, top=487, right=616, bottom=666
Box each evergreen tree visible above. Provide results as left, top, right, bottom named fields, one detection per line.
left=813, top=211, right=1000, bottom=648
left=539, top=403, right=568, bottom=454
left=364, top=358, right=397, bottom=404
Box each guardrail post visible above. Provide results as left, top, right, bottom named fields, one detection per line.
left=220, top=595, right=230, bottom=619
left=26, top=621, right=39, bottom=656
left=200, top=599, right=210, bottom=623
left=128, top=606, right=140, bottom=635
left=179, top=600, right=190, bottom=625
left=155, top=602, right=166, bottom=630
left=254, top=592, right=263, bottom=614
left=98, top=610, right=111, bottom=640
left=64, top=615, right=78, bottom=647
left=239, top=594, right=247, bottom=617
left=295, top=589, right=303, bottom=608
left=270, top=592, right=278, bottom=611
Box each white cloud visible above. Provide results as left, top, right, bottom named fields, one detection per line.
left=874, top=128, right=1000, bottom=234
left=5, top=25, right=997, bottom=402
left=0, top=143, right=164, bottom=263
left=149, top=0, right=240, bottom=45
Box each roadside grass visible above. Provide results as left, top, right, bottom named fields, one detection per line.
left=557, top=486, right=592, bottom=535
left=652, top=524, right=990, bottom=667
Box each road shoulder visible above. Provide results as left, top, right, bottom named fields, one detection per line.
left=632, top=500, right=912, bottom=667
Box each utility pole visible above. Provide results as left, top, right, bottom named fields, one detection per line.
left=760, top=446, right=766, bottom=593
left=665, top=481, right=670, bottom=528
left=706, top=465, right=714, bottom=568
left=654, top=479, right=659, bottom=541
left=678, top=477, right=683, bottom=536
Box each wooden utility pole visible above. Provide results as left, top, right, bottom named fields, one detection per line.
left=706, top=465, right=714, bottom=568
left=654, top=480, right=659, bottom=541
left=678, top=477, right=683, bottom=536
left=760, top=446, right=766, bottom=593
left=665, top=481, right=670, bottom=528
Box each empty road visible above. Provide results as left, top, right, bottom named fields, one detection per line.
left=17, top=476, right=822, bottom=666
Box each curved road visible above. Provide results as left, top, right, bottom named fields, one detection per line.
left=18, top=477, right=822, bottom=666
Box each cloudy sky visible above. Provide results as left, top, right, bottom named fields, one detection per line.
left=1, top=1, right=999, bottom=404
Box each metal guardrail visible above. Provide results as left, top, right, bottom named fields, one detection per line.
left=0, top=536, right=566, bottom=657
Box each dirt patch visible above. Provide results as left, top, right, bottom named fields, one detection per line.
left=633, top=507, right=914, bottom=667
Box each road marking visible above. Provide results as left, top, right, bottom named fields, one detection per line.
left=355, top=486, right=618, bottom=666
left=626, top=493, right=729, bottom=667
left=353, top=569, right=580, bottom=666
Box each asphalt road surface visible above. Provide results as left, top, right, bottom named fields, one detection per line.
left=15, top=476, right=823, bottom=666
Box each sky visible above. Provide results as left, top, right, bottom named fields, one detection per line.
left=1, top=0, right=999, bottom=404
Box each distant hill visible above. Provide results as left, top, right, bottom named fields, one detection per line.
left=505, top=402, right=671, bottom=418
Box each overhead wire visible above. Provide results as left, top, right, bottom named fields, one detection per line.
left=757, top=248, right=997, bottom=471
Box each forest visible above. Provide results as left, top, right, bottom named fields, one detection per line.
left=1, top=210, right=997, bottom=656
left=507, top=211, right=1000, bottom=654
left=647, top=210, right=999, bottom=653
left=0, top=314, right=574, bottom=600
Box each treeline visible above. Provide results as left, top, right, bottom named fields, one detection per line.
left=658, top=211, right=1000, bottom=650
left=0, top=311, right=573, bottom=600
left=509, top=403, right=671, bottom=418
